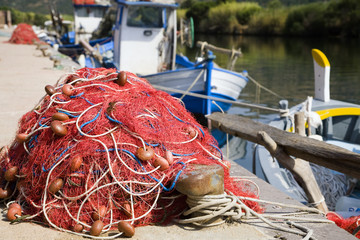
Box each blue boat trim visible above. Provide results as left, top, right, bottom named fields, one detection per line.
left=175, top=54, right=195, bottom=68
left=59, top=37, right=112, bottom=50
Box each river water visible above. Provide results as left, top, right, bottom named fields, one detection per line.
left=179, top=35, right=360, bottom=178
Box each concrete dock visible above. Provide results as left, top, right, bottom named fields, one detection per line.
left=0, top=30, right=356, bottom=240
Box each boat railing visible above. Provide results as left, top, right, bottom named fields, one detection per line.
left=193, top=52, right=216, bottom=67
left=196, top=41, right=242, bottom=71
left=152, top=84, right=287, bottom=114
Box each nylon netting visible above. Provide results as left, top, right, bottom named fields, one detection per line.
left=0, top=68, right=260, bottom=236
left=327, top=212, right=360, bottom=238
left=8, top=23, right=41, bottom=45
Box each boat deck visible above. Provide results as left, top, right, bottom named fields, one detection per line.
left=0, top=29, right=356, bottom=240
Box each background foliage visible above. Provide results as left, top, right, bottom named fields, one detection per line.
left=0, top=0, right=73, bottom=15
left=1, top=0, right=360, bottom=37
left=182, top=0, right=360, bottom=37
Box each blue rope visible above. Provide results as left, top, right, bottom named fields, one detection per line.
left=55, top=96, right=67, bottom=102
left=96, top=148, right=145, bottom=166
left=32, top=164, right=40, bottom=177
left=79, top=109, right=101, bottom=135
left=166, top=107, right=204, bottom=138
left=150, top=161, right=186, bottom=192
left=145, top=142, right=159, bottom=147
left=142, top=91, right=150, bottom=97
left=42, top=146, right=72, bottom=172
left=161, top=145, right=195, bottom=157
left=146, top=119, right=155, bottom=129
left=105, top=112, right=123, bottom=124
left=70, top=92, right=84, bottom=98
left=85, top=68, right=90, bottom=78
left=27, top=134, right=38, bottom=149
left=166, top=107, right=185, bottom=123
left=58, top=110, right=79, bottom=118
left=195, top=125, right=205, bottom=138
left=210, top=143, right=223, bottom=160
left=38, top=117, right=48, bottom=127
left=119, top=149, right=186, bottom=192
left=95, top=147, right=186, bottom=192
left=69, top=92, right=94, bottom=105
left=121, top=149, right=143, bottom=165
left=80, top=97, right=94, bottom=105
left=172, top=151, right=195, bottom=157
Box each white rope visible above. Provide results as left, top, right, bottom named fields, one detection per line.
left=176, top=193, right=246, bottom=227
left=238, top=196, right=323, bottom=214
left=152, top=84, right=286, bottom=113
left=177, top=192, right=334, bottom=239
left=247, top=74, right=284, bottom=99
left=179, top=69, right=205, bottom=100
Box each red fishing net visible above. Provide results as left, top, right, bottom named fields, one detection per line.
left=327, top=212, right=360, bottom=238
left=73, top=0, right=95, bottom=5
left=0, top=68, right=260, bottom=237
left=8, top=23, right=41, bottom=45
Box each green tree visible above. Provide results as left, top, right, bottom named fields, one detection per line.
left=284, top=3, right=327, bottom=36
left=325, top=0, right=360, bottom=37
left=185, top=1, right=216, bottom=32
left=267, top=0, right=282, bottom=9
left=216, top=0, right=235, bottom=4
left=180, top=0, right=196, bottom=9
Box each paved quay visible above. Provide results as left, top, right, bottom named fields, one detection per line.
left=0, top=30, right=356, bottom=240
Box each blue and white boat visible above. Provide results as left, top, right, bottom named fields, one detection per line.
left=72, top=0, right=112, bottom=43
left=81, top=0, right=249, bottom=116
left=45, top=0, right=113, bottom=58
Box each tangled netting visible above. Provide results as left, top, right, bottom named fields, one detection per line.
left=73, top=0, right=96, bottom=4
left=8, top=23, right=41, bottom=45
left=0, top=68, right=260, bottom=237
left=327, top=212, right=360, bottom=238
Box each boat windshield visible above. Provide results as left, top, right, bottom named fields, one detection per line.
left=127, top=6, right=163, bottom=28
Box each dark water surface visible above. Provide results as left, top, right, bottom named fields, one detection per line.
left=179, top=35, right=360, bottom=176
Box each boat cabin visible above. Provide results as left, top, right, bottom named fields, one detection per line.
left=113, top=0, right=178, bottom=75
left=72, top=0, right=111, bottom=43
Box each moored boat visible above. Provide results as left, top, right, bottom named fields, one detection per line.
left=72, top=0, right=112, bottom=43
left=45, top=0, right=113, bottom=58
left=81, top=0, right=249, bottom=116
left=256, top=49, right=360, bottom=212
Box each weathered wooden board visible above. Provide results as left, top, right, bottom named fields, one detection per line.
left=207, top=112, right=360, bottom=179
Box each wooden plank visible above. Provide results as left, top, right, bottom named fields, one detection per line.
left=207, top=112, right=360, bottom=179
left=257, top=131, right=328, bottom=213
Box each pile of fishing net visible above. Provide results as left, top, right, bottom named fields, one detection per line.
left=0, top=68, right=261, bottom=238
left=327, top=212, right=360, bottom=238
left=8, top=23, right=41, bottom=45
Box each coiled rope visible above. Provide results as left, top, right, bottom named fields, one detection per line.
left=177, top=191, right=334, bottom=240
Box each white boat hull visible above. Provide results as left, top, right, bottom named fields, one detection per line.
left=143, top=66, right=248, bottom=114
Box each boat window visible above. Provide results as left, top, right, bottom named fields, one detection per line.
left=127, top=6, right=163, bottom=28
left=350, top=117, right=360, bottom=144
left=324, top=115, right=359, bottom=142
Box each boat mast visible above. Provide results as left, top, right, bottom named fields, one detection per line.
left=312, top=49, right=330, bottom=102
